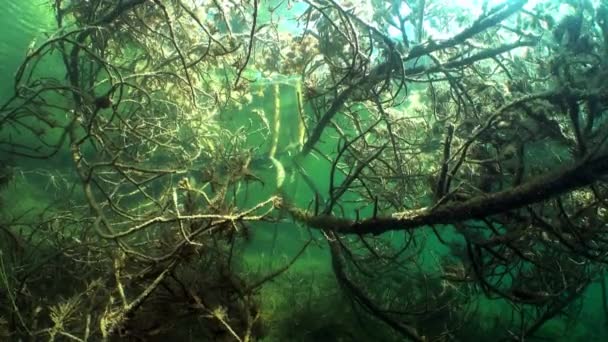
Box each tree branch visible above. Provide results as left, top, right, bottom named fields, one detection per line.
left=285, top=152, right=608, bottom=235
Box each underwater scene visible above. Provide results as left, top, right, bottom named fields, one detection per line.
left=1, top=0, right=608, bottom=341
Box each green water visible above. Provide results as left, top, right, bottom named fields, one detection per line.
left=0, top=1, right=53, bottom=99
left=1, top=1, right=608, bottom=341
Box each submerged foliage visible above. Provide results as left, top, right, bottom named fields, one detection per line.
left=1, top=0, right=608, bottom=340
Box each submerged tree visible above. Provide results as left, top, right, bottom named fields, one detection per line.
left=1, top=0, right=608, bottom=341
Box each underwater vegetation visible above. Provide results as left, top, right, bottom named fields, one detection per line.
left=1, top=0, right=608, bottom=340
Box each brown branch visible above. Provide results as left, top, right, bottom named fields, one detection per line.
left=234, top=0, right=258, bottom=87
left=328, top=236, right=423, bottom=341
left=299, top=0, right=527, bottom=157
left=405, top=40, right=538, bottom=75
left=153, top=0, right=197, bottom=106
left=67, top=0, right=146, bottom=104
left=435, top=124, right=454, bottom=199
left=285, top=152, right=608, bottom=235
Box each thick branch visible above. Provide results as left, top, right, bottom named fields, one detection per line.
left=286, top=153, right=608, bottom=235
